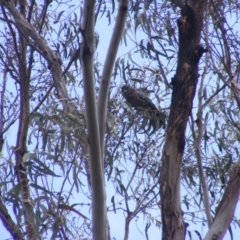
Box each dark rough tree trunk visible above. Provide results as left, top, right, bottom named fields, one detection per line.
left=160, top=1, right=208, bottom=240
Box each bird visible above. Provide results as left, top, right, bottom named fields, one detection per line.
left=121, top=85, right=166, bottom=132
left=121, top=85, right=158, bottom=111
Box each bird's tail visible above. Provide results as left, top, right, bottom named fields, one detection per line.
left=138, top=109, right=167, bottom=135
left=149, top=110, right=166, bottom=132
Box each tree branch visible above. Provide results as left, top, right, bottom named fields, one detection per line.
left=80, top=0, right=107, bottom=239
left=98, top=0, right=129, bottom=158
left=194, top=66, right=212, bottom=227
left=0, top=198, right=24, bottom=240
left=204, top=160, right=240, bottom=240
left=0, top=0, right=75, bottom=113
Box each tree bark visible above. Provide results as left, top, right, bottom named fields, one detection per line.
left=160, top=2, right=207, bottom=240
left=204, top=160, right=240, bottom=240
left=80, top=0, right=108, bottom=239
left=98, top=0, right=129, bottom=160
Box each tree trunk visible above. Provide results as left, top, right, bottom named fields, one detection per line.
left=160, top=2, right=207, bottom=239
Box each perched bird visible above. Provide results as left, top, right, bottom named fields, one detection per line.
left=121, top=85, right=166, bottom=132
left=121, top=85, right=158, bottom=111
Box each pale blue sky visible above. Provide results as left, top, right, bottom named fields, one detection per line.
left=0, top=2, right=240, bottom=240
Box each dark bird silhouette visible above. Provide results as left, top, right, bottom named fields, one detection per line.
left=121, top=85, right=166, bottom=132
left=121, top=85, right=158, bottom=111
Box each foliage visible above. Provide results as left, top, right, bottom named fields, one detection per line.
left=0, top=0, right=240, bottom=239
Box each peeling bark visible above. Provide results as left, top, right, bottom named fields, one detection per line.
left=160, top=2, right=207, bottom=240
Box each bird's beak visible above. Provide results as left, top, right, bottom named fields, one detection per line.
left=122, top=88, right=127, bottom=93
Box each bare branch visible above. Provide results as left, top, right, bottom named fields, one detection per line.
left=231, top=80, right=240, bottom=109
left=98, top=0, right=129, bottom=157
left=0, top=198, right=24, bottom=240
left=194, top=65, right=212, bottom=226
left=204, top=160, right=240, bottom=240
left=80, top=0, right=107, bottom=239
